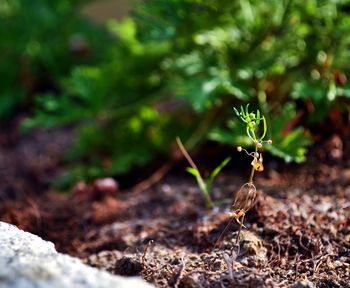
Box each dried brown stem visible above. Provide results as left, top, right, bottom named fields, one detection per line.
left=175, top=137, right=199, bottom=170
left=130, top=162, right=173, bottom=194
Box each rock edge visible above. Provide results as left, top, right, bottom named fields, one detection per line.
left=0, top=221, right=152, bottom=288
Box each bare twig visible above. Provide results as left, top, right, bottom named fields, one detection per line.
left=176, top=137, right=199, bottom=170
left=214, top=217, right=235, bottom=249
left=222, top=253, right=234, bottom=280
left=130, top=162, right=173, bottom=194
left=174, top=256, right=186, bottom=288
left=141, top=240, right=154, bottom=267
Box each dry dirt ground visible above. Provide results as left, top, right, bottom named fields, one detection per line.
left=0, top=126, right=349, bottom=287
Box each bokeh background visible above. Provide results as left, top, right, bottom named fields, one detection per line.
left=1, top=0, right=349, bottom=191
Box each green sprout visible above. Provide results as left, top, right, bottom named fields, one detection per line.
left=233, top=104, right=271, bottom=182
left=176, top=137, right=231, bottom=209
left=215, top=104, right=272, bottom=249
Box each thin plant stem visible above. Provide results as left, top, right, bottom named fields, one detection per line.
left=176, top=137, right=199, bottom=170
left=176, top=137, right=214, bottom=208
left=235, top=213, right=245, bottom=248
left=236, top=144, right=257, bottom=251
left=248, top=166, right=255, bottom=184
left=248, top=145, right=258, bottom=184
left=216, top=105, right=269, bottom=252
left=202, top=185, right=214, bottom=209
left=214, top=217, right=235, bottom=249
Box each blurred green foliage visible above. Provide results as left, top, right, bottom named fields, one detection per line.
left=16, top=0, right=350, bottom=186
left=0, top=0, right=109, bottom=118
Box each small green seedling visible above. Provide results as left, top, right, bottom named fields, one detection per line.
left=215, top=104, right=272, bottom=248
left=176, top=137, right=231, bottom=209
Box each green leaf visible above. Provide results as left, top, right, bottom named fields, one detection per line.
left=246, top=125, right=255, bottom=141
left=260, top=116, right=267, bottom=141
left=292, top=80, right=327, bottom=103
left=265, top=103, right=312, bottom=163
left=266, top=128, right=311, bottom=163
left=245, top=104, right=252, bottom=122
left=256, top=109, right=261, bottom=125
left=186, top=167, right=209, bottom=203
left=207, top=157, right=231, bottom=188
left=186, top=167, right=201, bottom=178
left=245, top=103, right=250, bottom=115
left=240, top=105, right=245, bottom=117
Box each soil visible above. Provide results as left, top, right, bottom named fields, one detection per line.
left=0, top=124, right=349, bottom=287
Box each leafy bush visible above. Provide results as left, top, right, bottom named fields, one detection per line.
left=28, top=0, right=350, bottom=186
left=0, top=0, right=109, bottom=119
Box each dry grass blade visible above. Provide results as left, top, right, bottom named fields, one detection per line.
left=213, top=217, right=235, bottom=249
left=175, top=137, right=199, bottom=170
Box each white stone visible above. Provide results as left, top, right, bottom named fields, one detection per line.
left=0, top=222, right=152, bottom=288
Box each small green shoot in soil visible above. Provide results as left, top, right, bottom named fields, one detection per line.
left=215, top=104, right=272, bottom=248
left=176, top=137, right=231, bottom=209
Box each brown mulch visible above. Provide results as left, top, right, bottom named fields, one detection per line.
left=0, top=127, right=350, bottom=287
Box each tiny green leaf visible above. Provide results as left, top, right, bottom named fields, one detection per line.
left=256, top=110, right=261, bottom=125
left=240, top=105, right=245, bottom=117
left=186, top=167, right=201, bottom=177
left=207, top=157, right=231, bottom=188
left=245, top=103, right=250, bottom=115
left=260, top=116, right=267, bottom=140
left=246, top=125, right=255, bottom=141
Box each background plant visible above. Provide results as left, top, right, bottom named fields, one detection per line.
left=20, top=0, right=350, bottom=187
left=0, top=0, right=109, bottom=119
left=176, top=137, right=231, bottom=209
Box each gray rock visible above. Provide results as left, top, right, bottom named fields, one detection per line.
left=0, top=222, right=152, bottom=288
left=290, top=279, right=316, bottom=288
left=237, top=231, right=267, bottom=267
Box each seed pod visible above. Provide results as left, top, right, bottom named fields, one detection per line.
left=233, top=183, right=257, bottom=212
left=251, top=157, right=264, bottom=172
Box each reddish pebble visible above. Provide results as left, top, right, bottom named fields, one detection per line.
left=73, top=181, right=88, bottom=195
left=92, top=178, right=119, bottom=196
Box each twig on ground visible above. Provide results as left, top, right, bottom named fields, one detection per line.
left=173, top=256, right=186, bottom=288
left=222, top=253, right=234, bottom=280
left=141, top=240, right=154, bottom=267
left=129, top=162, right=174, bottom=194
